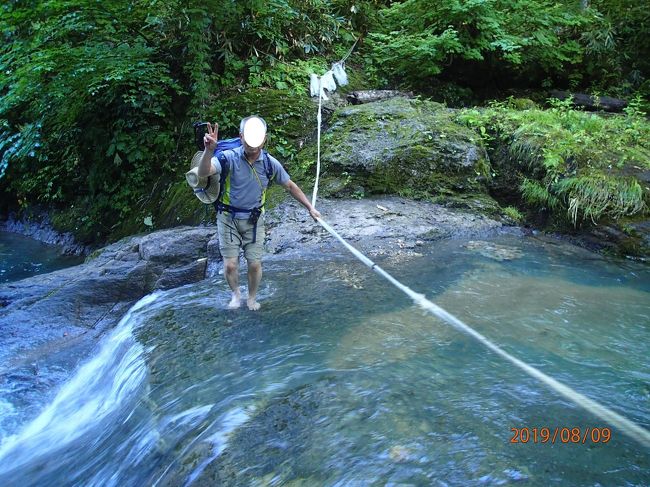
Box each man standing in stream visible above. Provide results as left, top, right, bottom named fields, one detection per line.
left=197, top=117, right=321, bottom=310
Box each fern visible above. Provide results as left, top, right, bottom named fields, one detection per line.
left=521, top=178, right=560, bottom=210
left=554, top=176, right=646, bottom=225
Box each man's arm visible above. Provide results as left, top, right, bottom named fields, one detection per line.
left=283, top=180, right=321, bottom=220
left=198, top=122, right=218, bottom=177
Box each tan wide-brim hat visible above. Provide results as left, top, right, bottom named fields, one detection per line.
left=185, top=151, right=220, bottom=204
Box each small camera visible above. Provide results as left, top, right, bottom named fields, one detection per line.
left=193, top=121, right=209, bottom=151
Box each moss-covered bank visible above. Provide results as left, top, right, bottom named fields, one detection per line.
left=455, top=98, right=650, bottom=256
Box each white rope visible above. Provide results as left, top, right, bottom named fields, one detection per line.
left=314, top=218, right=650, bottom=448
left=311, top=84, right=323, bottom=208
left=306, top=50, right=650, bottom=449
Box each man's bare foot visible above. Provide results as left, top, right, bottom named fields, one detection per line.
left=227, top=293, right=241, bottom=309
left=247, top=298, right=261, bottom=311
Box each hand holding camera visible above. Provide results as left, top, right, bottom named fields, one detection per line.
left=193, top=121, right=218, bottom=152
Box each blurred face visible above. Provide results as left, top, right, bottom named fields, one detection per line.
left=241, top=117, right=267, bottom=160
left=240, top=134, right=265, bottom=160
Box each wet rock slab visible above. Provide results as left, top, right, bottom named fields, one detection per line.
left=265, top=196, right=519, bottom=259
left=0, top=197, right=519, bottom=438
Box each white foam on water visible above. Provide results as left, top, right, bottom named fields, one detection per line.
left=0, top=292, right=160, bottom=474
left=183, top=406, right=254, bottom=486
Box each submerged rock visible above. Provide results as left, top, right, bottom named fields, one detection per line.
left=463, top=240, right=523, bottom=261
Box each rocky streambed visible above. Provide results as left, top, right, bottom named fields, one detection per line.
left=0, top=196, right=520, bottom=438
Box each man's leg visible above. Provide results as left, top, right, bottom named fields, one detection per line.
left=246, top=259, right=262, bottom=310
left=224, top=257, right=241, bottom=309
left=217, top=213, right=244, bottom=309
left=242, top=215, right=265, bottom=311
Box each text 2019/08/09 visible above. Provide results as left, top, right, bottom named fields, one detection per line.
left=510, top=427, right=612, bottom=444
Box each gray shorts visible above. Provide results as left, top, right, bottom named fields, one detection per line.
left=216, top=212, right=265, bottom=261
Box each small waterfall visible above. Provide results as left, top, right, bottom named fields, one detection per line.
left=0, top=293, right=159, bottom=482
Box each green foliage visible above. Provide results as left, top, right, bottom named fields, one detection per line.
left=0, top=0, right=183, bottom=240
left=580, top=1, right=650, bottom=97
left=246, top=59, right=330, bottom=94
left=208, top=0, right=351, bottom=94
left=214, top=0, right=346, bottom=59
left=0, top=0, right=351, bottom=242
left=458, top=98, right=650, bottom=226
left=2, top=0, right=649, bottom=243
left=520, top=178, right=560, bottom=210
left=556, top=175, right=645, bottom=225
left=366, top=0, right=589, bottom=88
left=503, top=205, right=523, bottom=222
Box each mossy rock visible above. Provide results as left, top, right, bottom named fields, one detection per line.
left=509, top=98, right=539, bottom=110
left=588, top=216, right=650, bottom=258
left=297, top=97, right=491, bottom=199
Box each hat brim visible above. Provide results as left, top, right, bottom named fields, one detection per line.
left=187, top=151, right=220, bottom=204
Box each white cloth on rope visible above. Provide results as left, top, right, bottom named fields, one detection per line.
left=309, top=62, right=348, bottom=100
left=309, top=74, right=320, bottom=97
left=332, top=62, right=348, bottom=86
left=320, top=71, right=337, bottom=92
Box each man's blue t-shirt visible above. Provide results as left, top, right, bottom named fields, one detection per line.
left=211, top=145, right=290, bottom=219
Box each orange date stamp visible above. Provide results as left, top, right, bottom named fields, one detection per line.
left=510, top=427, right=611, bottom=444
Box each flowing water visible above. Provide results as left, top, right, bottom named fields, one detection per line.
left=0, top=235, right=648, bottom=486
left=0, top=231, right=83, bottom=284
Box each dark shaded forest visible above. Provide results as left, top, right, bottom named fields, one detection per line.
left=1, top=0, right=648, bottom=243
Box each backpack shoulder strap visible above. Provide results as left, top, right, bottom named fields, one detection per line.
left=212, top=152, right=230, bottom=211
left=217, top=152, right=229, bottom=183
left=263, top=151, right=275, bottom=184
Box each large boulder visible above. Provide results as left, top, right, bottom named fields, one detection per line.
left=264, top=196, right=515, bottom=258
left=305, top=97, right=492, bottom=200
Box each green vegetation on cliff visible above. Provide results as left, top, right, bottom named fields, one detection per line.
left=1, top=0, right=649, bottom=245
left=457, top=97, right=650, bottom=227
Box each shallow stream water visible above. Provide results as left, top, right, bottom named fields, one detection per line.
left=0, top=231, right=83, bottom=284
left=0, top=235, right=648, bottom=485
